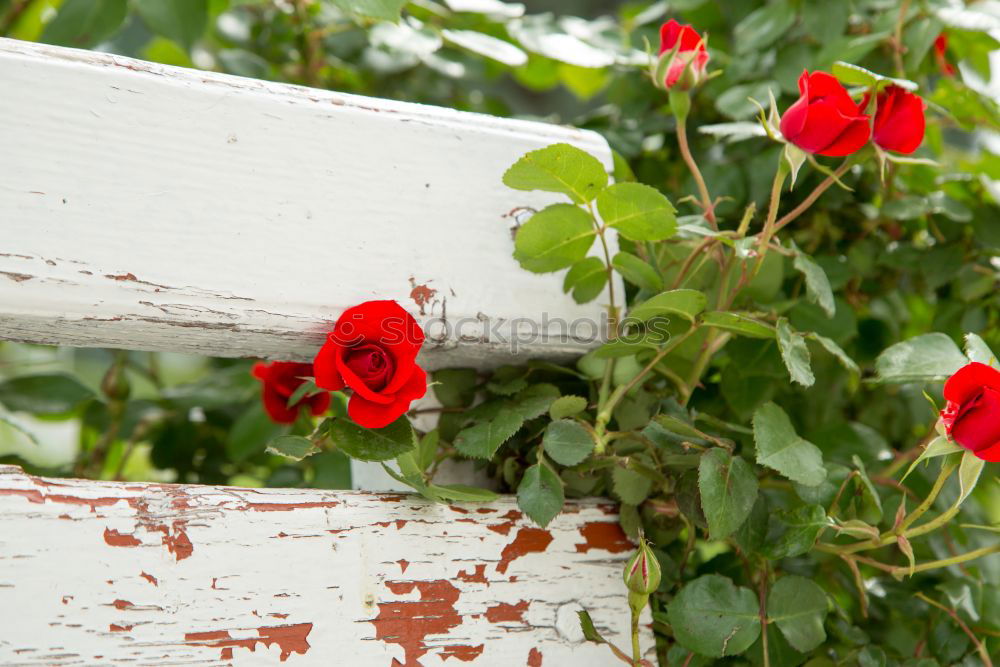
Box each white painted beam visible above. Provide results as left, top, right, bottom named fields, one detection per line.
left=0, top=465, right=653, bottom=665
left=0, top=38, right=618, bottom=368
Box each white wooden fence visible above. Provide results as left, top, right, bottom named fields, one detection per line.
left=0, top=38, right=650, bottom=665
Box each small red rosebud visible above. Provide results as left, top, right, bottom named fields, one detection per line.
left=862, top=85, right=926, bottom=154
left=656, top=19, right=709, bottom=90
left=252, top=361, right=330, bottom=425
left=623, top=536, right=661, bottom=595
left=313, top=300, right=427, bottom=429
left=940, top=362, right=1000, bottom=462
left=780, top=70, right=871, bottom=157
left=934, top=34, right=956, bottom=77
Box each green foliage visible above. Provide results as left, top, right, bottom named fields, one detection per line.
left=4, top=1, right=1000, bottom=664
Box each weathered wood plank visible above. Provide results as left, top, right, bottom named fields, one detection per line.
left=0, top=465, right=653, bottom=665
left=0, top=38, right=618, bottom=368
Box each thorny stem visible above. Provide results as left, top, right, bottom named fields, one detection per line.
left=822, top=460, right=959, bottom=555
left=772, top=160, right=852, bottom=234
left=916, top=593, right=994, bottom=667
left=753, top=158, right=790, bottom=279
left=631, top=609, right=642, bottom=666
left=675, top=113, right=717, bottom=229
left=680, top=331, right=731, bottom=406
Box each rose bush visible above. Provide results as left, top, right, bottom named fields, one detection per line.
left=2, top=1, right=998, bottom=664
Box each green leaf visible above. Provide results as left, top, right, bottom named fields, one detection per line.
left=513, top=204, right=597, bottom=273
left=596, top=183, right=677, bottom=241
left=776, top=318, right=815, bottom=387
left=956, top=450, right=985, bottom=508
left=734, top=495, right=769, bottom=554
left=874, top=333, right=967, bottom=383
left=902, top=435, right=964, bottom=481
left=767, top=576, right=829, bottom=652
left=330, top=0, right=408, bottom=21
left=563, top=257, right=607, bottom=303
left=733, top=1, right=797, bottom=54
left=542, top=419, right=594, bottom=466
left=831, top=60, right=918, bottom=91
left=578, top=609, right=608, bottom=644
left=612, top=465, right=654, bottom=505
left=702, top=312, right=776, bottom=339
left=549, top=395, right=588, bottom=420
left=40, top=0, right=127, bottom=47
left=227, top=403, right=287, bottom=461
left=667, top=574, right=761, bottom=657
left=763, top=504, right=827, bottom=559
left=698, top=449, right=759, bottom=540
left=328, top=416, right=416, bottom=461
left=612, top=251, right=663, bottom=291
left=0, top=373, right=94, bottom=415
left=416, top=429, right=440, bottom=471
left=517, top=463, right=564, bottom=527
left=508, top=383, right=560, bottom=421
left=503, top=143, right=608, bottom=204
left=454, top=411, right=523, bottom=459
left=792, top=249, right=835, bottom=317
left=266, top=435, right=320, bottom=461
left=654, top=414, right=711, bottom=442
left=810, top=334, right=860, bottom=375
left=752, top=402, right=826, bottom=487
left=428, top=483, right=499, bottom=502
left=965, top=332, right=998, bottom=367
left=629, top=289, right=707, bottom=322
left=133, top=0, right=208, bottom=51
left=432, top=368, right=478, bottom=408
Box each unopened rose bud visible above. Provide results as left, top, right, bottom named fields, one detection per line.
left=623, top=536, right=661, bottom=596
left=101, top=358, right=131, bottom=402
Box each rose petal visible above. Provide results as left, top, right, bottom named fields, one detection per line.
left=261, top=385, right=300, bottom=424
left=307, top=391, right=332, bottom=417
left=973, top=440, right=1000, bottom=463
left=347, top=366, right=428, bottom=429
left=806, top=71, right=863, bottom=117
left=313, top=339, right=345, bottom=391
left=951, top=386, right=1000, bottom=453
left=872, top=86, right=925, bottom=154
left=817, top=116, right=871, bottom=157
left=786, top=101, right=854, bottom=154
left=331, top=300, right=423, bottom=393
left=943, top=362, right=1000, bottom=405
left=336, top=349, right=395, bottom=405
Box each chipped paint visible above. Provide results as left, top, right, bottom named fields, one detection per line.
left=0, top=464, right=652, bottom=664
left=528, top=647, right=543, bottom=666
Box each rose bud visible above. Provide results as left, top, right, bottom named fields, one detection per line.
left=940, top=362, right=1000, bottom=462
left=657, top=19, right=709, bottom=90
left=934, top=34, right=956, bottom=77
left=313, top=300, right=427, bottom=429
left=780, top=70, right=871, bottom=157
left=862, top=85, right=926, bottom=154
left=623, top=536, right=662, bottom=596
left=252, top=361, right=331, bottom=425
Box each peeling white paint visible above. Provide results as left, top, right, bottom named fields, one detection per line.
left=0, top=38, right=620, bottom=369
left=0, top=465, right=654, bottom=665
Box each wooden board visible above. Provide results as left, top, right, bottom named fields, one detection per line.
left=0, top=465, right=654, bottom=665
left=0, top=38, right=619, bottom=369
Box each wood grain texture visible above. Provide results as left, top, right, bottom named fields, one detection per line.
left=0, top=38, right=619, bottom=369
left=0, top=465, right=654, bottom=665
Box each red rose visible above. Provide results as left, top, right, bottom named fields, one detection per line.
left=252, top=361, right=331, bottom=425
left=780, top=70, right=871, bottom=157
left=934, top=34, right=956, bottom=77
left=313, top=300, right=427, bottom=429
left=863, top=85, right=925, bottom=154
left=658, top=19, right=709, bottom=89
left=940, top=362, right=1000, bottom=463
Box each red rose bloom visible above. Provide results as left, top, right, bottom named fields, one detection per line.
left=252, top=361, right=331, bottom=424
left=863, top=85, right=925, bottom=154
left=940, top=362, right=1000, bottom=463
left=658, top=19, right=709, bottom=89
left=313, top=300, right=427, bottom=429
left=780, top=70, right=871, bottom=157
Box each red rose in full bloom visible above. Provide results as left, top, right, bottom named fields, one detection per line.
left=252, top=361, right=331, bottom=424
left=313, top=300, right=426, bottom=429
left=780, top=70, right=871, bottom=157
left=658, top=19, right=709, bottom=89
left=940, top=362, right=1000, bottom=463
